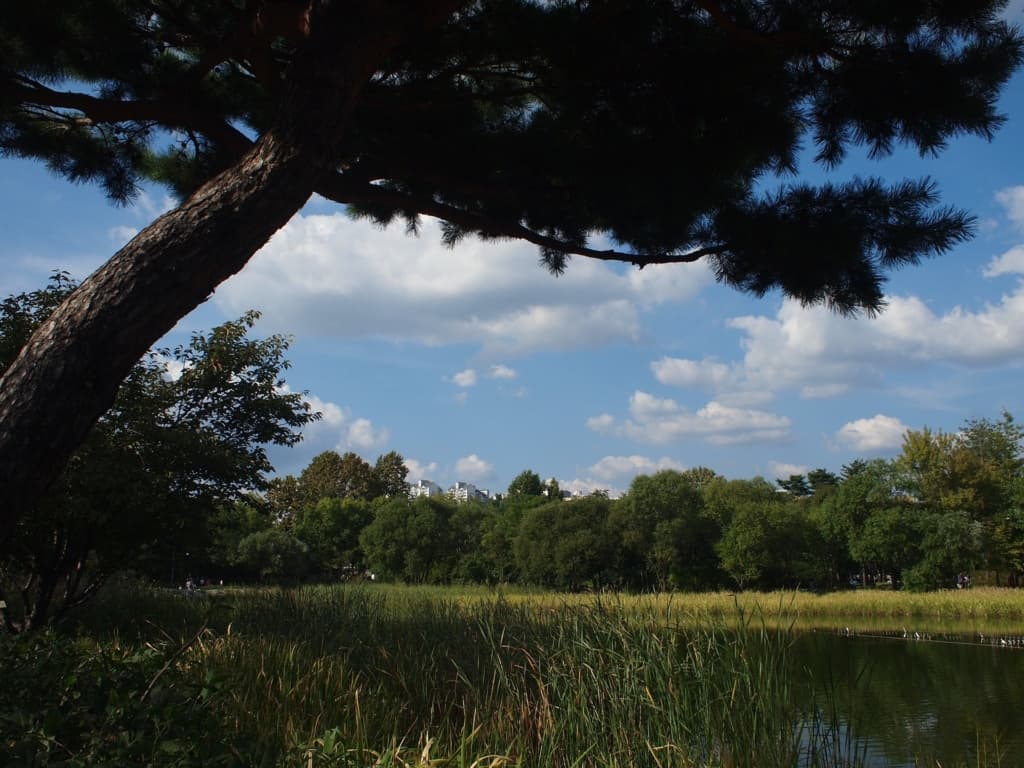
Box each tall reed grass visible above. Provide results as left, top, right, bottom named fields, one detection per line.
left=69, top=583, right=867, bottom=767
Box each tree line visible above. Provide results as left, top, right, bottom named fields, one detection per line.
left=211, top=413, right=1024, bottom=595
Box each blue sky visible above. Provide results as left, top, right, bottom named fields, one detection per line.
left=4, top=61, right=1024, bottom=497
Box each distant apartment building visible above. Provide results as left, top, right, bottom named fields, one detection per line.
left=409, top=479, right=443, bottom=499
left=448, top=481, right=492, bottom=503
left=447, top=481, right=477, bottom=502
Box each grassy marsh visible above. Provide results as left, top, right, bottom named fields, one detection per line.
left=7, top=583, right=1023, bottom=766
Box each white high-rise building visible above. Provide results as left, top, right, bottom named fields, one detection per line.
left=409, top=479, right=443, bottom=499
left=447, top=480, right=477, bottom=502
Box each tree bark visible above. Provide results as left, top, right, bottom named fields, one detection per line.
left=0, top=1, right=463, bottom=545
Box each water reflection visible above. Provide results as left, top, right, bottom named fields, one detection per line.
left=794, top=628, right=1024, bottom=766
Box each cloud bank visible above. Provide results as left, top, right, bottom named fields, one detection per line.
left=588, top=391, right=791, bottom=445
left=216, top=213, right=713, bottom=357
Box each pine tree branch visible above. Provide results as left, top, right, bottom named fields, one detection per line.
left=3, top=77, right=253, bottom=155
left=6, top=69, right=723, bottom=268
left=318, top=174, right=727, bottom=267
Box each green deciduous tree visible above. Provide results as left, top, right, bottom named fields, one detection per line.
left=507, top=469, right=544, bottom=498
left=236, top=528, right=309, bottom=582
left=849, top=505, right=926, bottom=590
left=611, top=470, right=720, bottom=590
left=293, top=497, right=373, bottom=578
left=265, top=474, right=304, bottom=529
left=3, top=1, right=1020, bottom=534
left=373, top=451, right=410, bottom=499
left=204, top=497, right=273, bottom=578
left=299, top=450, right=377, bottom=504
left=829, top=459, right=900, bottom=585
left=895, top=414, right=1024, bottom=580
left=478, top=505, right=521, bottom=584
left=360, top=496, right=461, bottom=583
left=0, top=276, right=315, bottom=631
left=701, top=476, right=779, bottom=529
left=515, top=497, right=615, bottom=589
left=717, top=494, right=816, bottom=590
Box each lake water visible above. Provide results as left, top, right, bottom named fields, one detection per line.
left=793, top=627, right=1024, bottom=766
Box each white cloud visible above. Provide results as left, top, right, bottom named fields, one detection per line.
left=153, top=353, right=188, bottom=382
left=586, top=455, right=685, bottom=483
left=304, top=392, right=347, bottom=428
left=714, top=390, right=776, bottom=408
left=475, top=300, right=641, bottom=357
left=294, top=390, right=390, bottom=454
left=767, top=461, right=809, bottom=480
left=404, top=458, right=439, bottom=482
left=452, top=368, right=477, bottom=387
left=588, top=391, right=790, bottom=445
left=651, top=356, right=733, bottom=390
left=489, top=364, right=517, bottom=379
left=345, top=417, right=389, bottom=451
left=453, top=391, right=469, bottom=405
left=108, top=225, right=139, bottom=246
left=586, top=413, right=616, bottom=433
left=455, top=453, right=495, bottom=482
left=627, top=261, right=713, bottom=306
left=652, top=279, right=1024, bottom=404
left=133, top=190, right=176, bottom=221
left=984, top=245, right=1024, bottom=278
left=215, top=214, right=714, bottom=356
left=836, top=414, right=909, bottom=452
left=996, top=186, right=1024, bottom=231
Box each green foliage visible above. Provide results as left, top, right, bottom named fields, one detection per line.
left=297, top=450, right=410, bottom=508
left=294, top=497, right=373, bottom=577
left=372, top=451, right=409, bottom=499
left=478, top=504, right=522, bottom=583
left=360, top=497, right=467, bottom=583
left=507, top=469, right=544, bottom=497
left=204, top=498, right=274, bottom=576
left=0, top=271, right=77, bottom=369
left=0, top=277, right=315, bottom=630
left=515, top=497, right=615, bottom=589
left=777, top=474, right=813, bottom=496
left=849, top=506, right=926, bottom=587
left=0, top=629, right=237, bottom=766
left=701, top=476, right=779, bottom=529
left=299, top=450, right=375, bottom=504
left=611, top=470, right=721, bottom=590
left=265, top=474, right=305, bottom=528
left=807, top=468, right=840, bottom=497
left=717, top=495, right=801, bottom=590
left=805, top=499, right=857, bottom=591
left=236, top=528, right=309, bottom=582
left=905, top=511, right=983, bottom=591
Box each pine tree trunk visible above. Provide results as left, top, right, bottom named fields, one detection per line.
left=0, top=1, right=462, bottom=544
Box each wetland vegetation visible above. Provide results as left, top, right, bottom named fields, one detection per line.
left=4, top=583, right=1024, bottom=767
